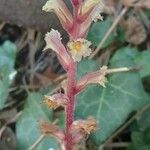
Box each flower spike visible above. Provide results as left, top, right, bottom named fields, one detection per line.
left=67, top=38, right=92, bottom=62
left=43, top=0, right=73, bottom=31
left=44, top=29, right=72, bottom=70
left=43, top=93, right=69, bottom=109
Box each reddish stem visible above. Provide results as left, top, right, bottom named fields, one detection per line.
left=72, top=0, right=79, bottom=6
left=65, top=62, right=76, bottom=150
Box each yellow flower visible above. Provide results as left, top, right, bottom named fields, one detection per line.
left=67, top=39, right=92, bottom=62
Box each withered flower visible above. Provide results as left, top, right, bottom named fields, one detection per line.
left=43, top=93, right=69, bottom=109
left=71, top=117, right=97, bottom=144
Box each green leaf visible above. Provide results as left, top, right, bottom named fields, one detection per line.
left=110, top=47, right=150, bottom=78
left=132, top=132, right=145, bottom=149
left=138, top=107, right=150, bottom=131
left=110, top=47, right=139, bottom=62
left=0, top=41, right=17, bottom=109
left=143, top=9, right=150, bottom=18
left=87, top=17, right=115, bottom=48
left=87, top=17, right=126, bottom=48
left=129, top=130, right=150, bottom=150
left=75, top=47, right=150, bottom=145
left=134, top=50, right=150, bottom=78
left=16, top=93, right=60, bottom=150
left=128, top=104, right=150, bottom=150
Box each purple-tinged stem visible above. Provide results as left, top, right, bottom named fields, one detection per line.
left=65, top=62, right=77, bottom=150
left=72, top=0, right=79, bottom=6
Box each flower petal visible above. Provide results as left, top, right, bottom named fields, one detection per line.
left=78, top=0, right=101, bottom=17
left=44, top=29, right=72, bottom=70
left=67, top=38, right=92, bottom=62
left=77, top=0, right=104, bottom=36
left=43, top=0, right=73, bottom=31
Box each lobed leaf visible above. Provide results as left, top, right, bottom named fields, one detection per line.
left=87, top=17, right=115, bottom=48
left=134, top=50, right=150, bottom=78
left=16, top=93, right=60, bottom=150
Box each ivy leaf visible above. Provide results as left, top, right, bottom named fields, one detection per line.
left=87, top=17, right=125, bottom=48
left=134, top=50, right=150, bottom=78
left=128, top=105, right=150, bottom=150
left=87, top=17, right=115, bottom=48
left=138, top=107, right=150, bottom=131
left=0, top=41, right=17, bottom=109
left=110, top=47, right=150, bottom=78
left=16, top=93, right=60, bottom=150
left=75, top=47, right=150, bottom=145
left=110, top=47, right=139, bottom=62
left=129, top=130, right=150, bottom=150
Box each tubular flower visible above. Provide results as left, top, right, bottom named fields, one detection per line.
left=42, top=0, right=73, bottom=31
left=67, top=38, right=92, bottom=62
left=91, top=1, right=104, bottom=22
left=76, top=66, right=108, bottom=93
left=44, top=29, right=72, bottom=69
left=43, top=93, right=69, bottom=109
left=40, top=120, right=65, bottom=141
left=71, top=117, right=97, bottom=143
left=78, top=0, right=104, bottom=21
left=75, top=0, right=104, bottom=38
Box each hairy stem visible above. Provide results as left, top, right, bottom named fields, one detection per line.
left=66, top=62, right=77, bottom=150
